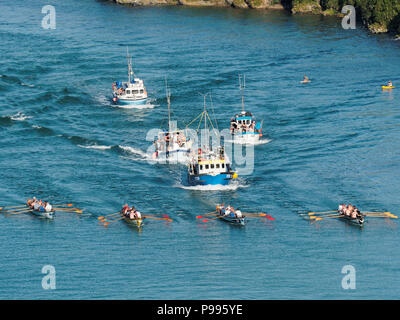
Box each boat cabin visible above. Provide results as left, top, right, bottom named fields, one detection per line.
left=189, top=159, right=231, bottom=176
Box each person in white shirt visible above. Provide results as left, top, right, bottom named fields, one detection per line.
left=44, top=201, right=52, bottom=212
left=236, top=209, right=242, bottom=218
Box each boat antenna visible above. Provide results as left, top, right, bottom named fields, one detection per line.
left=165, top=77, right=171, bottom=133
left=239, top=74, right=245, bottom=113
left=203, top=94, right=208, bottom=151
left=126, top=47, right=135, bottom=83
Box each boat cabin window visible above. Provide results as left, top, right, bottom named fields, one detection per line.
left=140, top=89, right=144, bottom=93
left=133, top=90, right=139, bottom=94
left=210, top=164, right=214, bottom=169
left=126, top=90, right=131, bottom=94
left=205, top=164, right=209, bottom=170
left=216, top=164, right=220, bottom=169
left=221, top=163, right=225, bottom=168
left=200, top=165, right=203, bottom=170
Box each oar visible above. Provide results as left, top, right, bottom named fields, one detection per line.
left=310, top=213, right=340, bottom=219
left=196, top=213, right=219, bottom=219
left=146, top=214, right=170, bottom=218
left=5, top=207, right=33, bottom=214
left=142, top=215, right=173, bottom=222
left=98, top=211, right=120, bottom=220
left=0, top=204, right=27, bottom=210
left=57, top=209, right=83, bottom=214
left=308, top=211, right=337, bottom=216
left=246, top=215, right=275, bottom=221
left=52, top=204, right=73, bottom=207
left=314, top=215, right=342, bottom=221
left=196, top=210, right=217, bottom=219
left=56, top=208, right=81, bottom=212
left=103, top=216, right=125, bottom=226
left=243, top=212, right=272, bottom=218
left=7, top=209, right=31, bottom=215
left=202, top=215, right=223, bottom=222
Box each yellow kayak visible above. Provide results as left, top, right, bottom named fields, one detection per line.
left=382, top=86, right=395, bottom=89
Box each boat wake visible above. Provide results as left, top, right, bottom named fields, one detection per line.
left=176, top=181, right=248, bottom=191
left=113, top=102, right=157, bottom=110
left=78, top=144, right=113, bottom=150
left=226, top=138, right=272, bottom=146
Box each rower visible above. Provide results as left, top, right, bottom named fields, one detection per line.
left=44, top=201, right=52, bottom=212
left=236, top=208, right=243, bottom=218
left=122, top=204, right=129, bottom=216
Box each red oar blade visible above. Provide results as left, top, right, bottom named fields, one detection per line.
left=202, top=219, right=209, bottom=222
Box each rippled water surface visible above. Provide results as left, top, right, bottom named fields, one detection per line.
left=1, top=0, right=400, bottom=299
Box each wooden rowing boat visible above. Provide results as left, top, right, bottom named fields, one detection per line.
left=29, top=209, right=55, bottom=219
left=122, top=216, right=144, bottom=228
left=219, top=214, right=246, bottom=226
left=339, top=212, right=365, bottom=227
left=217, top=209, right=246, bottom=226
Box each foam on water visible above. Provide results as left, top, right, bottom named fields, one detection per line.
left=10, top=112, right=31, bottom=121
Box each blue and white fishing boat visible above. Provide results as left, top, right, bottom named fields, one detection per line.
left=186, top=97, right=238, bottom=186
left=152, top=86, right=192, bottom=163
left=112, top=49, right=148, bottom=106
left=229, top=75, right=263, bottom=144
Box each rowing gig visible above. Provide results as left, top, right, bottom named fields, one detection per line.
left=339, top=212, right=365, bottom=227
left=30, top=209, right=55, bottom=219
left=219, top=214, right=246, bottom=226
left=123, top=216, right=144, bottom=228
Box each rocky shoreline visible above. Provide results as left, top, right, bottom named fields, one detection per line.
left=114, top=0, right=400, bottom=36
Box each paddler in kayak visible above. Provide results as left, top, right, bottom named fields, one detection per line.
left=301, top=75, right=310, bottom=84
left=387, top=81, right=393, bottom=88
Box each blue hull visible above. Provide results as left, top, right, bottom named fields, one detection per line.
left=113, top=97, right=147, bottom=105
left=187, top=173, right=233, bottom=186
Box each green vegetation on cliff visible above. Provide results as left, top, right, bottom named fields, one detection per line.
left=114, top=0, right=400, bottom=35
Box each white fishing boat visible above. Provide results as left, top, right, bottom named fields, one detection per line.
left=152, top=85, right=192, bottom=163
left=229, top=75, right=263, bottom=144
left=112, top=49, right=148, bottom=106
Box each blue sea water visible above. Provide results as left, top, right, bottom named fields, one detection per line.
left=1, top=0, right=400, bottom=299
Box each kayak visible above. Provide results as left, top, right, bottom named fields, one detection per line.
left=30, top=209, right=55, bottom=219
left=339, top=212, right=365, bottom=227
left=123, top=216, right=144, bottom=228
left=382, top=86, right=395, bottom=89
left=220, top=214, right=246, bottom=226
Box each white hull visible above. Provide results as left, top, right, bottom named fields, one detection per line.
left=233, top=133, right=260, bottom=144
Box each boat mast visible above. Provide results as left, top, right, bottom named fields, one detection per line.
left=239, top=74, right=245, bottom=113
left=165, top=78, right=172, bottom=133
left=126, top=47, right=135, bottom=83
left=203, top=94, right=208, bottom=151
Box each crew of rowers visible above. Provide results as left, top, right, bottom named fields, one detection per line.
left=217, top=204, right=243, bottom=218
left=338, top=204, right=362, bottom=219
left=121, top=204, right=142, bottom=220
left=26, top=197, right=53, bottom=212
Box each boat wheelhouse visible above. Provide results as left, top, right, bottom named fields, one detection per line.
left=187, top=147, right=237, bottom=186
left=112, top=49, right=148, bottom=106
